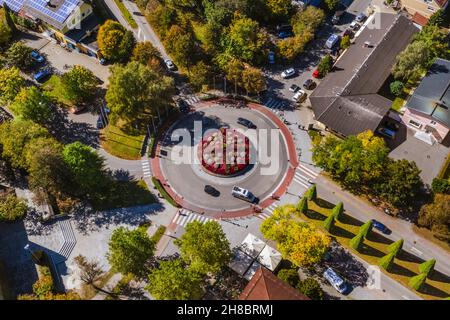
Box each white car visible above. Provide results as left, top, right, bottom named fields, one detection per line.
left=281, top=68, right=295, bottom=78
left=350, top=21, right=360, bottom=30
left=164, top=59, right=176, bottom=71
left=231, top=186, right=257, bottom=203
left=323, top=267, right=348, bottom=294
left=292, top=89, right=307, bottom=103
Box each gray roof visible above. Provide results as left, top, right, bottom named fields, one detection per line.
left=406, top=58, right=450, bottom=127
left=310, top=13, right=419, bottom=136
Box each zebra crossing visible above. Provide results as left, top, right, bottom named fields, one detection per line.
left=259, top=203, right=278, bottom=220
left=263, top=97, right=289, bottom=111
left=183, top=95, right=200, bottom=106
left=141, top=159, right=151, bottom=178
left=293, top=164, right=319, bottom=188
left=171, top=209, right=216, bottom=228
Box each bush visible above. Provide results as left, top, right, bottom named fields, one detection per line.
left=418, top=259, right=436, bottom=276
left=349, top=233, right=364, bottom=251
left=379, top=251, right=395, bottom=271
left=431, top=178, right=450, bottom=194
left=359, top=220, right=373, bottom=239
left=306, top=185, right=317, bottom=201
left=317, top=55, right=333, bottom=77
left=387, top=239, right=403, bottom=255
left=32, top=266, right=54, bottom=298
left=296, top=278, right=324, bottom=300
left=409, top=272, right=427, bottom=291
left=390, top=81, right=404, bottom=96
left=331, top=202, right=343, bottom=221
left=277, top=268, right=300, bottom=287
left=296, top=196, right=308, bottom=214
left=0, top=194, right=28, bottom=222
left=323, top=214, right=334, bottom=232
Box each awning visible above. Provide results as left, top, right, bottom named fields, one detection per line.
left=239, top=233, right=266, bottom=259
left=257, top=245, right=282, bottom=271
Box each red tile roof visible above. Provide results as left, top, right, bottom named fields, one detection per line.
left=412, top=12, right=428, bottom=27
left=239, top=267, right=309, bottom=300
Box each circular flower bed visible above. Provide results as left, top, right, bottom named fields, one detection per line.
left=199, top=127, right=250, bottom=176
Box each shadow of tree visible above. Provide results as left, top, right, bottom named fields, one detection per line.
left=419, top=282, right=450, bottom=298
left=314, top=198, right=335, bottom=209
left=339, top=213, right=363, bottom=227
left=358, top=244, right=385, bottom=258
left=304, top=209, right=327, bottom=221
left=395, top=250, right=424, bottom=264
left=428, top=270, right=450, bottom=284
left=389, top=263, right=416, bottom=278
left=330, top=225, right=355, bottom=239
left=365, top=231, right=392, bottom=245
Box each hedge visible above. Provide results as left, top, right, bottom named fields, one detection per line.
left=151, top=177, right=179, bottom=207
left=306, top=185, right=317, bottom=201
left=296, top=278, right=324, bottom=300
left=323, top=214, right=335, bottom=232
left=379, top=251, right=396, bottom=271
left=151, top=225, right=167, bottom=244
left=387, top=239, right=404, bottom=255
left=296, top=197, right=308, bottom=214
left=409, top=272, right=427, bottom=291
left=331, top=202, right=343, bottom=222
left=359, top=220, right=373, bottom=239
left=277, top=268, right=300, bottom=287
left=349, top=233, right=364, bottom=251
left=418, top=259, right=436, bottom=276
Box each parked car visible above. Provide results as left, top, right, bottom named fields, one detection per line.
left=281, top=68, right=295, bottom=78
left=371, top=219, right=391, bottom=234
left=292, top=90, right=307, bottom=103
left=383, top=119, right=400, bottom=131
left=342, top=28, right=353, bottom=38
left=323, top=268, right=348, bottom=294
left=31, top=51, right=45, bottom=63
left=164, top=59, right=176, bottom=71
left=231, top=186, right=257, bottom=203
left=377, top=127, right=395, bottom=139
left=355, top=12, right=367, bottom=23
left=312, top=69, right=320, bottom=79
left=99, top=58, right=107, bottom=65
left=325, top=34, right=340, bottom=49
left=204, top=185, right=220, bottom=197
left=289, top=84, right=300, bottom=92
left=96, top=116, right=106, bottom=129
left=303, top=79, right=316, bottom=90
left=332, top=10, right=345, bottom=24
left=237, top=117, right=256, bottom=129
left=350, top=21, right=360, bottom=30
left=33, top=69, right=52, bottom=82
left=268, top=51, right=275, bottom=64
left=276, top=24, right=292, bottom=32
left=278, top=30, right=293, bottom=39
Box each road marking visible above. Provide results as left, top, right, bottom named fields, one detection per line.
left=171, top=209, right=215, bottom=228
left=258, top=204, right=277, bottom=220
left=410, top=247, right=423, bottom=256
left=298, top=164, right=319, bottom=178
left=293, top=171, right=311, bottom=188
left=402, top=295, right=411, bottom=300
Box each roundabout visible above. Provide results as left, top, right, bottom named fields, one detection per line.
left=151, top=98, right=299, bottom=219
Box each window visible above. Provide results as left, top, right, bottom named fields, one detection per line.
left=427, top=6, right=436, bottom=12
left=430, top=120, right=437, bottom=125
left=409, top=119, right=422, bottom=129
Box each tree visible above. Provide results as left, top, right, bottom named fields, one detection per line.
left=163, top=25, right=197, bottom=69
left=62, top=142, right=107, bottom=198
left=61, top=66, right=98, bottom=104
left=97, top=20, right=135, bottom=62
left=413, top=25, right=450, bottom=69
left=265, top=0, right=292, bottom=21
left=418, top=193, right=450, bottom=243
left=132, top=41, right=161, bottom=66
left=331, top=202, right=343, bottom=221
left=387, top=239, right=403, bottom=255
left=106, top=62, right=175, bottom=125
left=296, top=278, right=324, bottom=300
left=379, top=251, right=395, bottom=271
left=0, top=194, right=28, bottom=222
left=188, top=61, right=213, bottom=91
left=0, top=8, right=12, bottom=48
left=340, top=35, right=350, bottom=49
left=0, top=67, right=25, bottom=104
left=107, top=227, right=155, bottom=277
left=390, top=80, right=404, bottom=96
left=9, top=87, right=52, bottom=124
left=431, top=178, right=450, bottom=194
left=427, top=9, right=445, bottom=28
left=324, top=0, right=340, bottom=12
left=277, top=32, right=313, bottom=61
left=224, top=58, right=244, bottom=84
left=292, top=6, right=324, bottom=36
left=306, top=184, right=317, bottom=201
left=323, top=214, right=335, bottom=232
left=317, top=54, right=333, bottom=77
left=277, top=268, right=300, bottom=287
left=74, top=255, right=116, bottom=297
left=296, top=196, right=308, bottom=214
left=392, top=41, right=430, bottom=82
left=409, top=272, right=427, bottom=291
left=359, top=220, right=373, bottom=239
left=146, top=259, right=203, bottom=300
left=419, top=259, right=436, bottom=276
left=349, top=233, right=364, bottom=251
left=261, top=205, right=330, bottom=267
left=241, top=66, right=266, bottom=94
left=174, top=220, right=231, bottom=275
left=4, top=41, right=33, bottom=70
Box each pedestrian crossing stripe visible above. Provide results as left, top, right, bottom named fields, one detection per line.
left=298, top=164, right=319, bottom=179
left=184, top=96, right=200, bottom=105
left=258, top=203, right=277, bottom=220
left=293, top=171, right=310, bottom=188
left=171, top=209, right=215, bottom=228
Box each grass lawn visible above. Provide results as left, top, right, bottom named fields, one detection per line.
left=100, top=123, right=145, bottom=160
left=113, top=0, right=138, bottom=28
left=391, top=87, right=412, bottom=113
left=297, top=199, right=450, bottom=300
left=42, top=75, right=74, bottom=107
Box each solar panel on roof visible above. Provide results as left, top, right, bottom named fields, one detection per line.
left=28, top=0, right=80, bottom=24
left=0, top=0, right=26, bottom=12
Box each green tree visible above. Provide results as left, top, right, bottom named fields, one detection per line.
left=188, top=61, right=213, bottom=91
left=292, top=6, right=324, bottom=36
left=163, top=25, right=197, bottom=69
left=427, top=9, right=445, bottom=28
left=317, top=54, right=333, bottom=77
left=379, top=251, right=395, bottom=271
left=241, top=66, right=266, bottom=94
left=387, top=239, right=403, bottom=255
left=306, top=184, right=317, bottom=201
left=97, top=20, right=135, bottom=62
left=349, top=233, right=364, bottom=251
left=62, top=142, right=107, bottom=197
left=419, top=259, right=436, bottom=276
left=61, top=65, right=98, bottom=104
left=392, top=41, right=430, bottom=82
left=4, top=41, right=33, bottom=70
left=106, top=61, right=175, bottom=125
left=277, top=32, right=313, bottom=61
left=413, top=25, right=449, bottom=68
left=340, top=35, right=350, bottom=49
left=324, top=0, right=340, bottom=11
left=277, top=268, right=300, bottom=287
left=296, top=196, right=308, bottom=214
left=0, top=194, right=28, bottom=222
left=409, top=272, right=427, bottom=291
left=146, top=259, right=203, bottom=300
left=107, top=227, right=155, bottom=277
left=132, top=41, right=161, bottom=65
left=224, top=58, right=244, bottom=85
left=174, top=220, right=231, bottom=275
left=390, top=81, right=404, bottom=96
left=418, top=193, right=450, bottom=243
left=265, top=0, right=292, bottom=21
left=0, top=8, right=12, bottom=48
left=296, top=277, right=324, bottom=300
left=0, top=67, right=25, bottom=104
left=323, top=214, right=335, bottom=232
left=331, top=202, right=343, bottom=221
left=9, top=87, right=52, bottom=125
left=359, top=220, right=373, bottom=239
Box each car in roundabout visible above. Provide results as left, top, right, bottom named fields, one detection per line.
left=237, top=117, right=257, bottom=129
left=204, top=185, right=220, bottom=197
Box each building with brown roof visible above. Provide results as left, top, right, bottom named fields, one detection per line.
left=401, top=0, right=448, bottom=20
left=239, top=267, right=309, bottom=300
left=309, top=13, right=418, bottom=137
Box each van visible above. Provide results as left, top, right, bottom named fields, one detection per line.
left=231, top=186, right=256, bottom=203
left=323, top=267, right=348, bottom=294
left=325, top=34, right=340, bottom=49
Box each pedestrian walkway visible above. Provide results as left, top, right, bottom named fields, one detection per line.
left=293, top=164, right=319, bottom=189
left=258, top=203, right=278, bottom=220
left=141, top=159, right=151, bottom=178
left=183, top=95, right=200, bottom=106
left=57, top=219, right=77, bottom=262
left=171, top=209, right=216, bottom=228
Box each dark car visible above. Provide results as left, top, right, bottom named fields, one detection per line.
left=204, top=185, right=220, bottom=197
left=278, top=31, right=293, bottom=39
left=34, top=69, right=52, bottom=82
left=276, top=24, right=292, bottom=32
left=383, top=119, right=400, bottom=131
left=371, top=219, right=391, bottom=234
left=176, top=99, right=191, bottom=114
left=96, top=116, right=107, bottom=129
left=343, top=28, right=354, bottom=38
left=237, top=117, right=256, bottom=129
left=31, top=51, right=45, bottom=63
left=303, top=79, right=316, bottom=90
left=289, top=84, right=300, bottom=92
